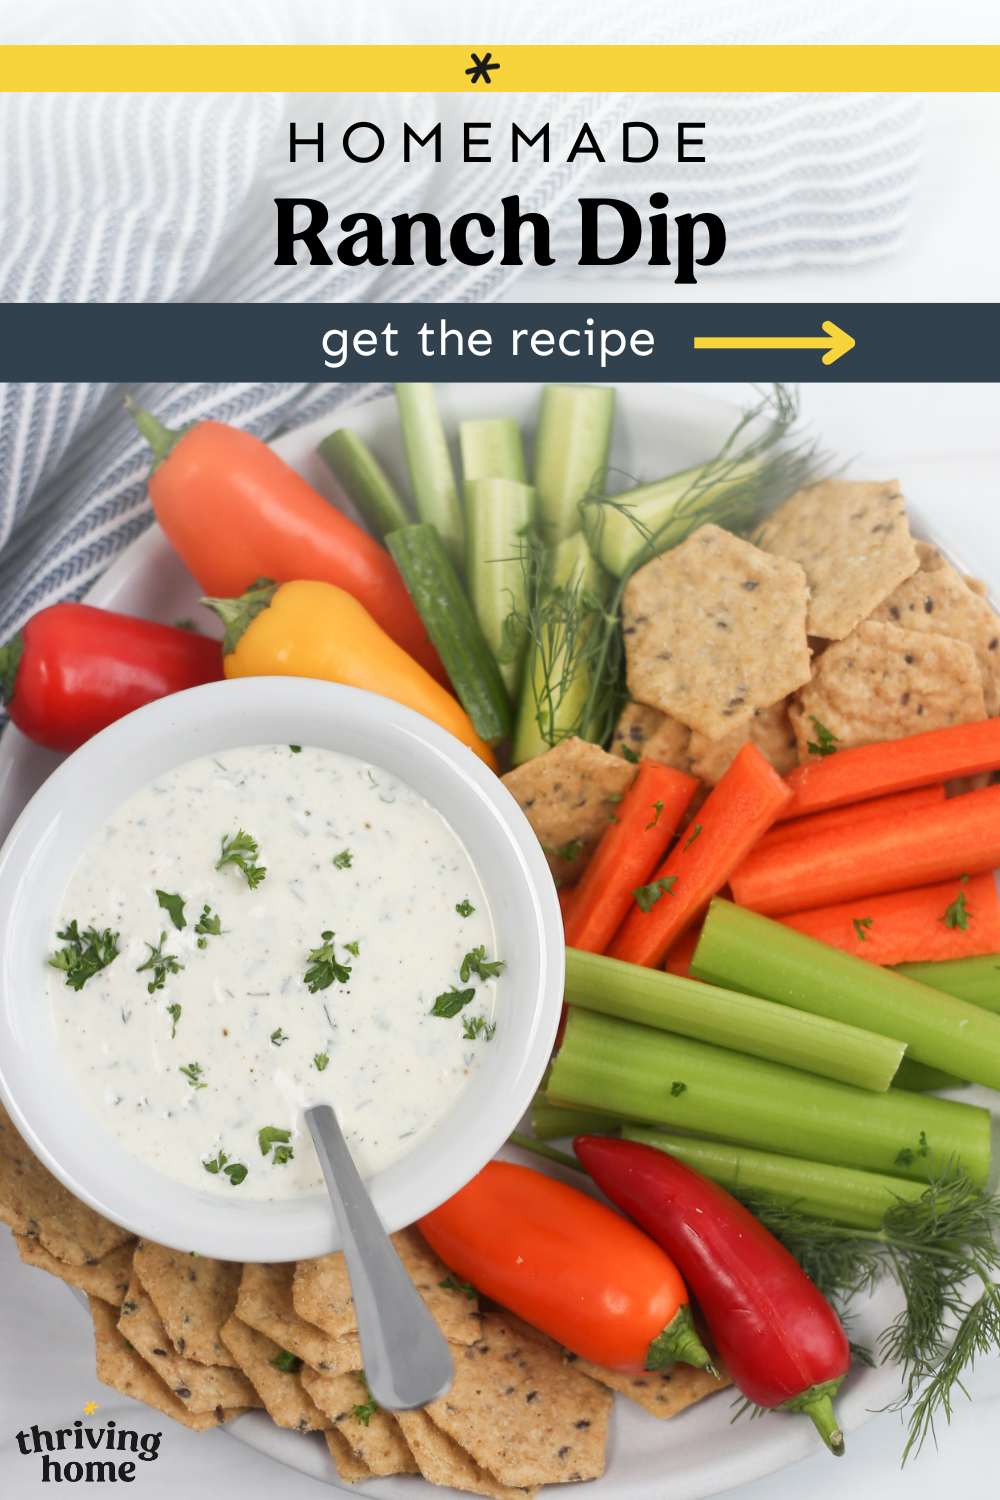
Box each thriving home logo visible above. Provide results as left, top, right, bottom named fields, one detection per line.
left=15, top=1420, right=161, bottom=1483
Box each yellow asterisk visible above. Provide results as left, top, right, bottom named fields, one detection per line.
left=84, top=1401, right=99, bottom=1415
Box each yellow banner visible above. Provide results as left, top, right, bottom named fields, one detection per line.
left=1, top=44, right=997, bottom=93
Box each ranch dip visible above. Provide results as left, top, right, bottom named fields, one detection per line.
left=45, top=744, right=499, bottom=1200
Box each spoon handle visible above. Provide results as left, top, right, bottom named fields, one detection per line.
left=305, top=1104, right=454, bottom=1410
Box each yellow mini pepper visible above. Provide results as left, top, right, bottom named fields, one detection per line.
left=203, top=578, right=497, bottom=770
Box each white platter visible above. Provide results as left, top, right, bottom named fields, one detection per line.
left=2, top=383, right=994, bottom=1498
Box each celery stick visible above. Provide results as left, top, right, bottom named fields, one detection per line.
left=892, top=1058, right=967, bottom=1094
left=620, top=1126, right=929, bottom=1230
left=692, top=898, right=1000, bottom=1092
left=394, top=384, right=464, bottom=570
left=511, top=533, right=604, bottom=763
left=564, top=947, right=905, bottom=1091
left=547, top=1008, right=991, bottom=1183
left=464, top=477, right=535, bottom=698
left=531, top=1092, right=622, bottom=1140
left=316, top=428, right=411, bottom=538
left=460, top=418, right=526, bottom=484
left=894, top=953, right=1000, bottom=1014
left=581, top=457, right=764, bottom=579
left=533, top=385, right=615, bottom=544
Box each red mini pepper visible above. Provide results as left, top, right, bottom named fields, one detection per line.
left=419, top=1159, right=714, bottom=1376
left=0, top=603, right=224, bottom=752
left=575, top=1136, right=850, bottom=1455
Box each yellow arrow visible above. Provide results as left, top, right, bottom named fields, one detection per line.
left=694, top=321, right=856, bottom=366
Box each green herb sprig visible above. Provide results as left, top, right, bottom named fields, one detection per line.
left=156, top=890, right=186, bottom=930
left=179, top=1062, right=206, bottom=1090
left=460, top=947, right=505, bottom=982
left=632, top=876, right=678, bottom=913
left=216, top=829, right=266, bottom=888
left=304, top=931, right=351, bottom=992
left=806, top=717, right=840, bottom=758
left=259, top=1126, right=294, bottom=1164
left=462, top=1015, right=496, bottom=1041
left=432, top=986, right=476, bottom=1018
left=203, top=1150, right=247, bottom=1186
left=136, top=933, right=184, bottom=994
left=194, top=905, right=222, bottom=948
left=49, top=921, right=120, bottom=992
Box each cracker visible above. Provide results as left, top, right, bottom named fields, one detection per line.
left=219, top=1315, right=331, bottom=1431
left=965, top=577, right=991, bottom=599
left=324, top=1428, right=374, bottom=1484
left=291, top=1251, right=355, bottom=1339
left=236, top=1261, right=362, bottom=1374
left=118, top=1272, right=261, bottom=1413
left=501, top=737, right=634, bottom=884
left=644, top=715, right=695, bottom=772
left=424, top=1309, right=612, bottom=1488
left=90, top=1295, right=246, bottom=1430
left=0, top=1100, right=133, bottom=1266
left=390, top=1225, right=484, bottom=1345
left=752, top=478, right=918, bottom=640
left=16, top=1232, right=134, bottom=1307
left=868, top=556, right=1000, bottom=715
left=688, top=698, right=798, bottom=787
left=565, top=1351, right=731, bottom=1418
left=611, top=703, right=694, bottom=774
left=301, top=1368, right=418, bottom=1477
left=396, top=1407, right=537, bottom=1499
left=621, top=524, right=811, bottom=741
left=133, top=1240, right=241, bottom=1367
left=789, top=621, right=987, bottom=760
left=914, top=540, right=946, bottom=573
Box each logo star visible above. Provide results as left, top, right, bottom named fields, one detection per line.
left=466, top=52, right=499, bottom=85
left=84, top=1401, right=100, bottom=1415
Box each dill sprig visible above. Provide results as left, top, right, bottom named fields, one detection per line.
left=738, top=1157, right=1000, bottom=1463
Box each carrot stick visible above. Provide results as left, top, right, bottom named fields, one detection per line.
left=731, top=783, right=1000, bottom=918
left=777, top=719, right=1000, bottom=822
left=607, top=743, right=793, bottom=968
left=755, top=783, right=946, bottom=854
left=779, top=872, right=1000, bottom=966
left=558, top=884, right=581, bottom=930
left=564, top=761, right=698, bottom=953
left=664, top=924, right=702, bottom=979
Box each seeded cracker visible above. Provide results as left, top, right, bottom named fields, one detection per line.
left=236, top=1261, right=362, bottom=1373
left=118, top=1272, right=261, bottom=1412
left=565, top=1351, right=731, bottom=1419
left=752, top=478, right=918, bottom=640
left=502, top=737, right=634, bottom=884
left=300, top=1367, right=419, bottom=1476
left=133, top=1240, right=242, bottom=1366
left=90, top=1296, right=246, bottom=1431
left=688, top=698, right=798, bottom=787
left=219, top=1315, right=332, bottom=1431
left=424, top=1309, right=612, bottom=1488
left=325, top=1428, right=374, bottom=1484
left=0, top=1099, right=133, bottom=1265
left=868, top=556, right=1000, bottom=716
left=15, top=1232, right=134, bottom=1307
left=621, top=524, right=811, bottom=741
left=396, top=1408, right=538, bottom=1500
left=391, top=1225, right=484, bottom=1343
left=789, top=620, right=986, bottom=760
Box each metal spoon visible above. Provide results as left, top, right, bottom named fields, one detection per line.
left=305, top=1103, right=453, bottom=1410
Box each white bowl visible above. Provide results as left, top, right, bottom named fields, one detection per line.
left=0, top=676, right=563, bottom=1261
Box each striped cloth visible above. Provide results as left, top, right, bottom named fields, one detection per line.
left=0, top=0, right=921, bottom=673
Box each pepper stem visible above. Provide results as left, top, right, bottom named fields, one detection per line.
left=644, top=1303, right=717, bottom=1375
left=125, top=396, right=192, bottom=474
left=200, top=580, right=280, bottom=656
left=0, top=631, right=24, bottom=706
left=777, top=1377, right=845, bottom=1456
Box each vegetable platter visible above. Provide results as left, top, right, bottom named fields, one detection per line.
left=0, top=383, right=996, bottom=1500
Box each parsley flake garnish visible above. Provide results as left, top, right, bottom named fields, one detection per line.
left=350, top=1375, right=378, bottom=1426
left=344, top=940, right=360, bottom=956
left=670, top=1080, right=687, bottom=1097
left=304, top=931, right=352, bottom=991
left=462, top=1014, right=496, bottom=1041
left=136, top=932, right=184, bottom=994
left=632, top=876, right=678, bottom=913
left=683, top=823, right=703, bottom=851
left=259, top=1125, right=293, bottom=1163
left=853, top=916, right=874, bottom=942
left=896, top=1130, right=930, bottom=1168
left=432, top=986, right=476, bottom=1018
left=48, top=921, right=120, bottom=991
left=455, top=899, right=475, bottom=917
left=460, top=946, right=505, bottom=982
left=194, top=905, right=222, bottom=949
left=542, top=839, right=581, bottom=862
left=203, top=1150, right=247, bottom=1186
left=216, top=829, right=266, bottom=888
left=940, top=891, right=973, bottom=931
left=646, top=801, right=665, bottom=831
left=314, top=1052, right=329, bottom=1072
left=620, top=744, right=640, bottom=764
left=166, top=1003, right=182, bottom=1039
left=270, top=1028, right=288, bottom=1046
left=608, top=812, right=620, bottom=823
left=179, top=1062, right=206, bottom=1090
left=806, top=716, right=840, bottom=758
left=289, top=745, right=302, bottom=754
left=439, top=1275, right=477, bottom=1300
left=156, top=890, right=186, bottom=930
left=333, top=848, right=353, bottom=869
left=270, top=1349, right=303, bottom=1373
